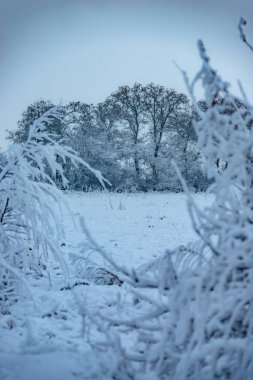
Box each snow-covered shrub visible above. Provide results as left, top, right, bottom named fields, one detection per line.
left=94, top=27, right=253, bottom=379
left=0, top=107, right=108, bottom=312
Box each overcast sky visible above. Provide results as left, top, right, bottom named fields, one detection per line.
left=1, top=0, right=253, bottom=149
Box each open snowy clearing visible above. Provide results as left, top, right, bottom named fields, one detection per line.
left=0, top=191, right=212, bottom=380
left=65, top=191, right=212, bottom=266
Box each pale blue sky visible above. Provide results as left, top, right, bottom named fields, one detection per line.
left=1, top=0, right=253, bottom=148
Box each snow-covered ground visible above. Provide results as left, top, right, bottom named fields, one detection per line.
left=0, top=191, right=212, bottom=380
left=65, top=191, right=211, bottom=266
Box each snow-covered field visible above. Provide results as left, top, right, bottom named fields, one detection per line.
left=0, top=191, right=211, bottom=380
left=65, top=191, right=212, bottom=266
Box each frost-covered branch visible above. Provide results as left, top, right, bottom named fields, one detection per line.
left=92, top=26, right=253, bottom=380
left=238, top=17, right=253, bottom=52
left=0, top=106, right=109, bottom=311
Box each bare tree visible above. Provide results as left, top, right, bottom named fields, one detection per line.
left=142, top=84, right=189, bottom=188
left=110, top=83, right=146, bottom=188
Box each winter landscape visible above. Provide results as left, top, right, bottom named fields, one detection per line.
left=0, top=191, right=211, bottom=380
left=1, top=1, right=253, bottom=379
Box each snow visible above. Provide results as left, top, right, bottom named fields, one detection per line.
left=0, top=191, right=211, bottom=380
left=65, top=191, right=211, bottom=267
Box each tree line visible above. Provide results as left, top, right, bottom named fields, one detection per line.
left=7, top=83, right=211, bottom=191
